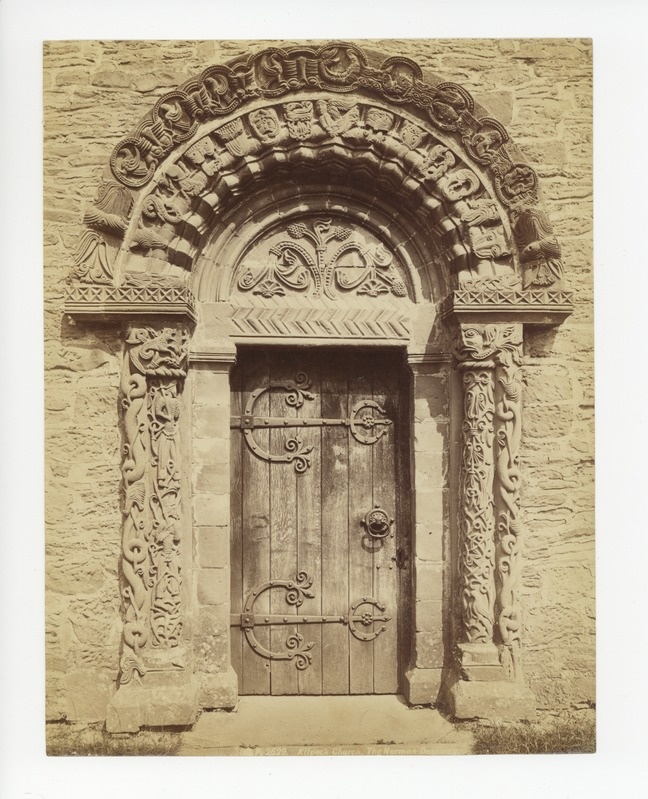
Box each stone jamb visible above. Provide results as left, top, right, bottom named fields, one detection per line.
left=403, top=352, right=451, bottom=704
left=189, top=344, right=239, bottom=710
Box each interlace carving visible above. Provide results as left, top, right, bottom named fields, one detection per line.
left=493, top=331, right=524, bottom=678
left=118, top=325, right=189, bottom=685
left=456, top=324, right=525, bottom=672
left=459, top=367, right=496, bottom=643
left=236, top=219, right=408, bottom=300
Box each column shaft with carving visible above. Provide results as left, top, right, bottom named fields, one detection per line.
left=458, top=363, right=496, bottom=644
left=493, top=329, right=524, bottom=678
left=118, top=324, right=189, bottom=685
left=456, top=324, right=524, bottom=662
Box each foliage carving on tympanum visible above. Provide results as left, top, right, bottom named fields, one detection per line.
left=236, top=218, right=408, bottom=300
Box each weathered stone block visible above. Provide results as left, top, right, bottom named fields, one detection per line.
left=414, top=489, right=445, bottom=525
left=198, top=666, right=239, bottom=709
left=106, top=678, right=201, bottom=732
left=65, top=670, right=115, bottom=722
left=196, top=606, right=230, bottom=673
left=197, top=567, right=229, bottom=608
left=403, top=667, right=444, bottom=705
left=414, top=599, right=443, bottom=633
left=413, top=522, right=444, bottom=562
left=192, top=460, right=229, bottom=495
left=413, top=451, right=446, bottom=489
left=197, top=526, right=230, bottom=568
left=523, top=403, right=574, bottom=438
left=524, top=364, right=573, bottom=404
left=413, top=420, right=448, bottom=453
left=413, top=631, right=444, bottom=668
left=193, top=492, right=229, bottom=527
left=446, top=677, right=536, bottom=721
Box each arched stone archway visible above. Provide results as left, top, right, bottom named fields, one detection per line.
left=64, top=41, right=575, bottom=732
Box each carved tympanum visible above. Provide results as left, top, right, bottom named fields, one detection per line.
left=236, top=218, right=409, bottom=301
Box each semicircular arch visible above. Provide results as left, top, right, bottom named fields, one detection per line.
left=75, top=42, right=566, bottom=303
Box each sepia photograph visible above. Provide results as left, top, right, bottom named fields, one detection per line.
left=42, top=35, right=595, bottom=758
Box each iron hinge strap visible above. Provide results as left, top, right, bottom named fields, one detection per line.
left=230, top=416, right=350, bottom=430
left=231, top=613, right=349, bottom=629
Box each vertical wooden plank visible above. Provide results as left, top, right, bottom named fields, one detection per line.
left=372, top=350, right=400, bottom=693
left=396, top=360, right=413, bottom=688
left=240, top=349, right=271, bottom=694
left=269, top=349, right=299, bottom=695
left=229, top=360, right=243, bottom=686
left=321, top=350, right=350, bottom=694
left=348, top=350, right=375, bottom=693
left=296, top=356, right=323, bottom=695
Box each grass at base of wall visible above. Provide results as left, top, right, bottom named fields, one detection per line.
left=468, top=708, right=596, bottom=755
left=46, top=722, right=184, bottom=756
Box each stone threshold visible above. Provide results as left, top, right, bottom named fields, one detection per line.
left=178, top=695, right=473, bottom=756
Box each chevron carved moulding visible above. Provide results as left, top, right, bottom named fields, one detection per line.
left=230, top=303, right=411, bottom=341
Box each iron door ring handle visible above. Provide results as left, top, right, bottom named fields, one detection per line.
left=362, top=505, right=393, bottom=539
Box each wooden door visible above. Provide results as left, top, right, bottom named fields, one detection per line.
left=230, top=347, right=410, bottom=695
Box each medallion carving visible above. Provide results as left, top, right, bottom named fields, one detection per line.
left=235, top=218, right=409, bottom=300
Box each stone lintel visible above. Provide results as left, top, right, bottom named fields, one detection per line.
left=106, top=676, right=201, bottom=733
left=230, top=335, right=408, bottom=348
left=445, top=675, right=536, bottom=721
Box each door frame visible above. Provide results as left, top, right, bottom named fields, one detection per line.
left=188, top=335, right=451, bottom=710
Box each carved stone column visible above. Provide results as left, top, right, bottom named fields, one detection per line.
left=447, top=323, right=534, bottom=719
left=107, top=323, right=200, bottom=732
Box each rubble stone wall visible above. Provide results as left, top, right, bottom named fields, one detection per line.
left=44, top=39, right=593, bottom=720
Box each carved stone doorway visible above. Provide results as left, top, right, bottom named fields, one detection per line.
left=229, top=347, right=411, bottom=695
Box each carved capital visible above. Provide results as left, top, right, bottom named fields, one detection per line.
left=126, top=324, right=189, bottom=378
left=456, top=323, right=522, bottom=369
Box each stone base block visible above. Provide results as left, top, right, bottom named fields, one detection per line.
left=198, top=666, right=238, bottom=710
left=403, top=667, right=444, bottom=705
left=446, top=676, right=536, bottom=721
left=106, top=677, right=201, bottom=733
